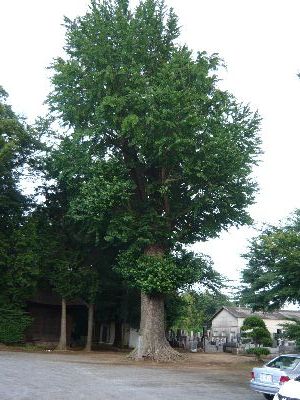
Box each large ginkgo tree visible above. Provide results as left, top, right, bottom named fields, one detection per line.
left=47, top=0, right=261, bottom=360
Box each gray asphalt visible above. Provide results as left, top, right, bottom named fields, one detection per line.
left=0, top=351, right=263, bottom=400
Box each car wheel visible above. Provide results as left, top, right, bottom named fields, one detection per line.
left=263, top=395, right=274, bottom=400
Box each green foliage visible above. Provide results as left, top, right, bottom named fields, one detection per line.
left=0, top=86, right=28, bottom=242
left=241, top=316, right=273, bottom=347
left=242, top=315, right=267, bottom=329
left=46, top=0, right=261, bottom=295
left=0, top=306, right=32, bottom=344
left=241, top=210, right=300, bottom=310
left=282, top=320, right=300, bottom=346
left=2, top=216, right=41, bottom=305
left=116, top=249, right=220, bottom=294
left=0, top=85, right=37, bottom=175
left=246, top=347, right=270, bottom=360
left=36, top=203, right=88, bottom=301
left=170, top=289, right=231, bottom=333
left=0, top=87, right=41, bottom=308
left=165, top=292, right=186, bottom=331
left=79, top=265, right=100, bottom=305
left=174, top=292, right=204, bottom=333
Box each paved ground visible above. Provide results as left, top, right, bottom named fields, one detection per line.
left=0, top=351, right=263, bottom=400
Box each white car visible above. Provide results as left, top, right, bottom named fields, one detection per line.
left=274, top=376, right=300, bottom=400
left=250, top=354, right=300, bottom=399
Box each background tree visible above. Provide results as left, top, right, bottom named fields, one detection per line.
left=80, top=265, right=99, bottom=352
left=36, top=189, right=84, bottom=351
left=0, top=86, right=38, bottom=304
left=241, top=210, right=300, bottom=310
left=282, top=320, right=300, bottom=347
left=0, top=218, right=37, bottom=344
left=170, top=289, right=232, bottom=335
left=241, top=316, right=272, bottom=347
left=47, top=0, right=261, bottom=360
left=78, top=243, right=117, bottom=352
left=0, top=87, right=40, bottom=343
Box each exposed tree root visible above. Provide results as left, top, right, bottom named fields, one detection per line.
left=128, top=343, right=186, bottom=362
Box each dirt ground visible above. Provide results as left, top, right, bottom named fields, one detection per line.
left=1, top=346, right=262, bottom=373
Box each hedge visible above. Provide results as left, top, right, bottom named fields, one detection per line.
left=246, top=347, right=270, bottom=360
left=0, top=307, right=32, bottom=344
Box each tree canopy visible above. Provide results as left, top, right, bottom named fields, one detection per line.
left=48, top=0, right=261, bottom=288
left=241, top=210, right=300, bottom=310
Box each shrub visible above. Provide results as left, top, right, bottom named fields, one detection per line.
left=246, top=347, right=270, bottom=360
left=282, top=320, right=300, bottom=346
left=0, top=307, right=32, bottom=344
left=241, top=316, right=273, bottom=347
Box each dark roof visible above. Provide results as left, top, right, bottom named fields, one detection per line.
left=212, top=306, right=300, bottom=321
left=280, top=310, right=300, bottom=320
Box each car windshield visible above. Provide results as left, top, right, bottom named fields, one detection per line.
left=267, top=356, right=300, bottom=370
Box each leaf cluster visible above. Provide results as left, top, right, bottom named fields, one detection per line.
left=241, top=210, right=300, bottom=310
left=116, top=247, right=221, bottom=294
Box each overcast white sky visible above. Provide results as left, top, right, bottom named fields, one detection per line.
left=1, top=0, right=300, bottom=285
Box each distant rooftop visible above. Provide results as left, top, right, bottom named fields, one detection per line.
left=213, top=306, right=300, bottom=321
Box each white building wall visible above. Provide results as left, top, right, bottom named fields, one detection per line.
left=264, top=319, right=295, bottom=336
left=211, top=309, right=240, bottom=340
left=237, top=317, right=245, bottom=328
left=211, top=309, right=297, bottom=343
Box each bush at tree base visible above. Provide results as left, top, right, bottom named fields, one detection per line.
left=246, top=347, right=270, bottom=360
left=0, top=307, right=32, bottom=344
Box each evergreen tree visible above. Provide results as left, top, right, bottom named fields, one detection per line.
left=241, top=316, right=272, bottom=347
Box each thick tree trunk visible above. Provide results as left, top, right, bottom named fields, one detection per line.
left=57, top=298, right=67, bottom=350
left=129, top=245, right=182, bottom=361
left=85, top=303, right=94, bottom=352
left=130, top=292, right=182, bottom=361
